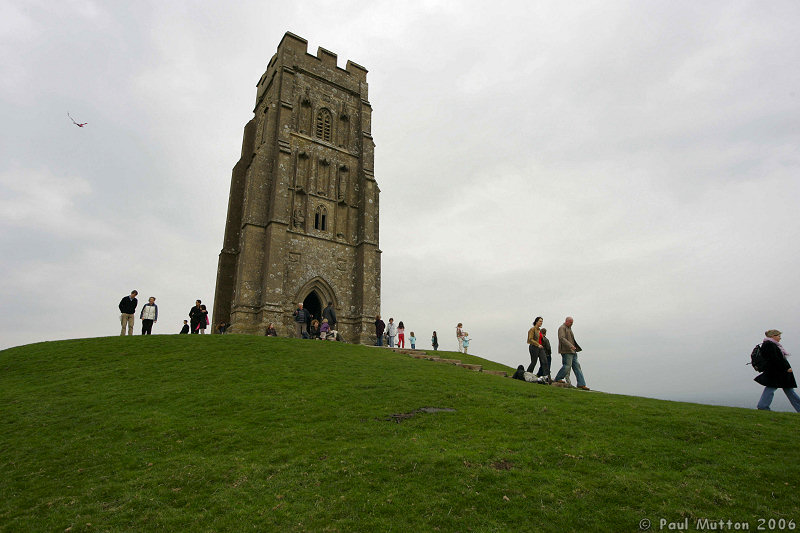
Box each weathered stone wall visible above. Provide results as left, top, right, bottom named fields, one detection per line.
left=213, top=32, right=380, bottom=344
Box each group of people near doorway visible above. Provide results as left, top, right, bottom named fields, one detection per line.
left=292, top=301, right=339, bottom=340
left=514, top=316, right=590, bottom=390
left=373, top=317, right=470, bottom=353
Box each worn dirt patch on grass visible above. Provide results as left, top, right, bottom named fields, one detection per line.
left=381, top=407, right=456, bottom=423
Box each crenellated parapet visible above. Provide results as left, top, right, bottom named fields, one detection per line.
left=255, top=32, right=369, bottom=110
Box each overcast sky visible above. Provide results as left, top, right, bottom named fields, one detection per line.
left=2, top=0, right=799, bottom=411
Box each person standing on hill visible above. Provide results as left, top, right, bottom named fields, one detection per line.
left=386, top=318, right=397, bottom=348
left=322, top=302, right=337, bottom=330
left=293, top=303, right=309, bottom=338
left=397, top=321, right=406, bottom=348
left=189, top=300, right=203, bottom=334
left=197, top=304, right=209, bottom=334
left=526, top=317, right=549, bottom=382
left=456, top=323, right=465, bottom=352
left=139, top=296, right=158, bottom=335
left=431, top=331, right=439, bottom=351
left=537, top=328, right=553, bottom=379
left=374, top=315, right=385, bottom=346
left=755, top=329, right=800, bottom=412
left=118, top=290, right=138, bottom=336
left=554, top=316, right=589, bottom=390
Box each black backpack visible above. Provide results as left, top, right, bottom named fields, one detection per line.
left=748, top=344, right=767, bottom=372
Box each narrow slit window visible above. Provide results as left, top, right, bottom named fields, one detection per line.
left=316, top=109, right=332, bottom=142
left=314, top=206, right=328, bottom=231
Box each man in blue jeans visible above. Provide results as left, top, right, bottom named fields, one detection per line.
left=554, top=316, right=590, bottom=390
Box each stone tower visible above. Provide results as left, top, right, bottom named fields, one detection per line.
left=212, top=32, right=380, bottom=343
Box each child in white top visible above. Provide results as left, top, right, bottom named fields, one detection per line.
left=410, top=332, right=416, bottom=349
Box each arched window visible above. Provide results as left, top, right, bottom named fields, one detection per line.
left=315, top=109, right=332, bottom=142
left=314, top=205, right=327, bottom=231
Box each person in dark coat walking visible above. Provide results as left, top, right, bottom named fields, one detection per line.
left=375, top=315, right=385, bottom=346
left=755, top=329, right=800, bottom=412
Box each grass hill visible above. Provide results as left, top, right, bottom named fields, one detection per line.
left=1, top=336, right=798, bottom=532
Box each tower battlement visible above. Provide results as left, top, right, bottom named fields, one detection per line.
left=274, top=32, right=368, bottom=80
left=257, top=32, right=369, bottom=113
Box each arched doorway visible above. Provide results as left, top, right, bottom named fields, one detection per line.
left=303, top=291, right=322, bottom=327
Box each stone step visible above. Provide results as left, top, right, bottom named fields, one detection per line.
left=391, top=348, right=427, bottom=355
left=385, top=346, right=510, bottom=378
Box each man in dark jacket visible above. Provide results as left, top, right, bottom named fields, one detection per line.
left=293, top=303, right=309, bottom=338
left=374, top=315, right=386, bottom=346
left=189, top=300, right=203, bottom=334
left=118, top=290, right=138, bottom=336
left=322, top=302, right=337, bottom=330
left=755, top=329, right=800, bottom=412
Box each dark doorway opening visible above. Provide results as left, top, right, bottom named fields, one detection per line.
left=303, top=291, right=322, bottom=327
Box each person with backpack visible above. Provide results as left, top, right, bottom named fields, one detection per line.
left=755, top=329, right=800, bottom=412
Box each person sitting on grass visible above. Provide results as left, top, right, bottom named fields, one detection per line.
left=265, top=323, right=278, bottom=336
left=320, top=318, right=331, bottom=340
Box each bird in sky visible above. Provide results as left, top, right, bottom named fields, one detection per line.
left=67, top=112, right=87, bottom=127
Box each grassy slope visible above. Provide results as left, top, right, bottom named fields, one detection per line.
left=1, top=336, right=798, bottom=532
